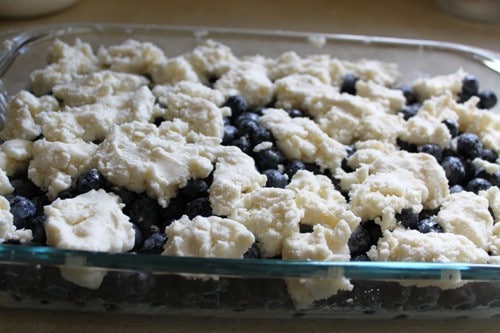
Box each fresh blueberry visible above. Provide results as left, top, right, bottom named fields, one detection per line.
left=475, top=169, right=499, bottom=187
left=243, top=243, right=261, bottom=259
left=139, top=232, right=167, bottom=254
left=263, top=169, right=288, bottom=188
left=465, top=178, right=492, bottom=193
left=75, top=169, right=103, bottom=194
left=396, top=209, right=419, bottom=230
left=128, top=194, right=162, bottom=236
left=397, top=139, right=418, bottom=153
left=449, top=184, right=464, bottom=193
left=304, top=163, right=321, bottom=174
left=222, top=124, right=239, bottom=145
left=442, top=119, right=459, bottom=138
left=286, top=109, right=305, bottom=118
left=236, top=119, right=259, bottom=137
left=416, top=218, right=443, bottom=233
left=461, top=75, right=479, bottom=98
left=418, top=143, right=443, bottom=162
left=341, top=158, right=353, bottom=173
left=56, top=190, right=74, bottom=200
left=348, top=224, right=373, bottom=256
left=153, top=117, right=165, bottom=127
left=351, top=253, right=371, bottom=261
left=28, top=215, right=46, bottom=245
left=418, top=208, right=440, bottom=221
left=284, top=160, right=306, bottom=179
left=185, top=197, right=212, bottom=218
left=340, top=74, right=358, bottom=95
left=399, top=85, right=418, bottom=105
left=457, top=133, right=483, bottom=159
left=178, top=179, right=209, bottom=201
left=8, top=196, right=36, bottom=229
left=236, top=112, right=260, bottom=123
left=364, top=221, right=383, bottom=244
left=161, top=196, right=187, bottom=224
left=31, top=195, right=50, bottom=216
left=250, top=126, right=273, bottom=146
left=131, top=223, right=144, bottom=251
left=230, top=136, right=252, bottom=155
left=399, top=103, right=420, bottom=120
left=479, top=148, right=498, bottom=162
left=254, top=148, right=284, bottom=171
left=477, top=90, right=497, bottom=109
left=224, top=95, right=248, bottom=118
left=108, top=186, right=137, bottom=208
left=441, top=156, right=466, bottom=185
left=346, top=144, right=356, bottom=157
left=10, top=177, right=41, bottom=198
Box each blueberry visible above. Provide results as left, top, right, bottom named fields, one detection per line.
left=222, top=124, right=238, bottom=145
left=250, top=126, right=273, bottom=146
left=161, top=196, right=186, bottom=224
left=340, top=74, right=358, bottom=95
left=254, top=148, right=284, bottom=171
left=465, top=178, right=492, bottom=193
left=284, top=160, right=306, bottom=179
left=479, top=148, right=498, bottom=162
left=346, top=144, right=356, bottom=157
left=416, top=218, right=442, bottom=233
left=449, top=184, right=464, bottom=193
left=236, top=112, right=260, bottom=123
left=263, top=169, right=288, bottom=188
left=397, top=139, right=418, bottom=153
left=477, top=90, right=497, bottom=109
left=75, top=169, right=103, bottom=194
left=243, top=243, right=261, bottom=259
left=475, top=169, right=499, bottom=187
left=185, top=197, right=212, bottom=218
left=399, top=103, right=420, bottom=120
left=178, top=179, right=209, bottom=201
left=236, top=119, right=259, bottom=137
left=230, top=136, right=252, bottom=155
left=419, top=208, right=440, bottom=221
left=442, top=119, right=459, bottom=138
left=10, top=177, right=41, bottom=198
left=128, top=194, right=162, bottom=236
left=153, top=117, right=165, bottom=127
left=363, top=221, right=383, bottom=244
left=139, top=232, right=167, bottom=254
left=341, top=158, right=353, bottom=173
left=351, top=253, right=371, bottom=261
left=224, top=95, right=248, bottom=118
left=28, top=215, right=46, bottom=245
left=286, top=109, right=305, bottom=118
left=441, top=156, right=466, bottom=186
left=457, top=133, right=483, bottom=159
left=131, top=223, right=144, bottom=251
left=461, top=75, right=479, bottom=98
left=108, top=186, right=137, bottom=208
left=348, top=224, right=372, bottom=256
left=56, top=190, right=74, bottom=200
left=399, top=85, right=418, bottom=105
left=418, top=143, right=443, bottom=162
left=304, top=163, right=321, bottom=174
left=8, top=196, right=36, bottom=229
left=396, top=209, right=419, bottom=230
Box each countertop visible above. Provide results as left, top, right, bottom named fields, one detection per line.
left=0, top=0, right=499, bottom=332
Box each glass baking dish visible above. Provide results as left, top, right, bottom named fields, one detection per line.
left=0, top=24, right=499, bottom=320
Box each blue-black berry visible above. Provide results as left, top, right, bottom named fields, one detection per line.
left=243, top=243, right=261, bottom=259
left=179, top=179, right=209, bottom=201
left=442, top=119, right=459, bottom=138
left=185, top=197, right=212, bottom=218
left=480, top=148, right=498, bottom=163
left=139, top=232, right=167, bottom=254
left=465, top=178, right=492, bottom=193
left=235, top=112, right=260, bottom=123
left=263, top=169, right=288, bottom=188
left=250, top=126, right=273, bottom=146
left=396, top=209, right=419, bottom=230
left=461, top=75, right=479, bottom=98
left=222, top=124, right=238, bottom=145
left=131, top=223, right=144, bottom=251
left=224, top=95, right=248, bottom=118
left=128, top=194, right=162, bottom=235
left=348, top=224, right=372, bottom=256
left=28, top=214, right=46, bottom=245
left=418, top=143, right=443, bottom=162
left=8, top=196, right=36, bottom=229
left=399, top=103, right=420, bottom=120
left=340, top=74, right=358, bottom=95
left=254, top=148, right=284, bottom=171
left=457, top=133, right=483, bottom=159
left=449, top=184, right=464, bottom=193
left=416, top=218, right=443, bottom=233
left=284, top=160, right=306, bottom=179
left=236, top=118, right=259, bottom=137
left=441, top=156, right=466, bottom=185
left=231, top=136, right=252, bottom=155
left=75, top=169, right=103, bottom=194
left=286, top=108, right=305, bottom=118
left=399, top=85, right=418, bottom=105
left=10, top=177, right=41, bottom=198
left=478, top=90, right=497, bottom=109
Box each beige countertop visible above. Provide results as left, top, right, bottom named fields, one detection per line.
left=0, top=0, right=499, bottom=332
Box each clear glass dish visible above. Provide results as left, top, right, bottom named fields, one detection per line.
left=0, top=23, right=499, bottom=319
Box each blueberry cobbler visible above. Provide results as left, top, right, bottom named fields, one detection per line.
left=0, top=38, right=498, bottom=309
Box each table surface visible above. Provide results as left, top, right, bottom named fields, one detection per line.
left=0, top=0, right=499, bottom=332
